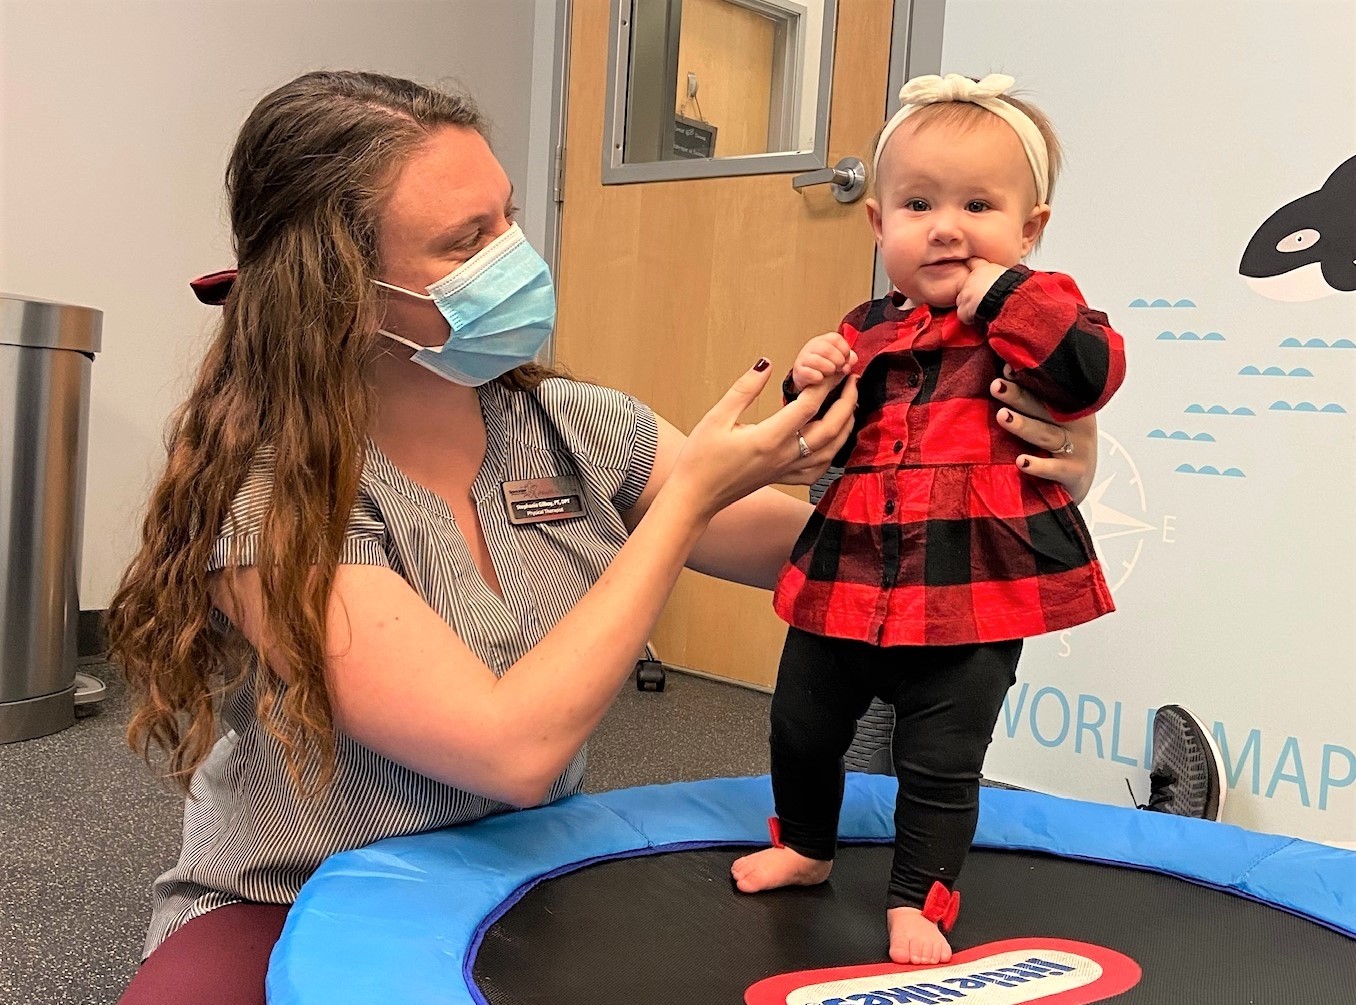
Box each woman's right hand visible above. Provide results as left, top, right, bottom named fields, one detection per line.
left=990, top=366, right=1098, bottom=503
left=666, top=358, right=858, bottom=522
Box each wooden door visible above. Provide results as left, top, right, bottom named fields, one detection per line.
left=554, top=0, right=894, bottom=689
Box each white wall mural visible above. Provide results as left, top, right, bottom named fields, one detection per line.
left=940, top=0, right=1356, bottom=846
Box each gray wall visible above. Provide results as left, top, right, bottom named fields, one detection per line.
left=0, top=0, right=554, bottom=606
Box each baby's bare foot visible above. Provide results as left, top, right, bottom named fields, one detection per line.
left=887, top=906, right=953, bottom=966
left=730, top=846, right=832, bottom=893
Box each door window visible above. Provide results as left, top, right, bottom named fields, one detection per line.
left=603, top=0, right=838, bottom=182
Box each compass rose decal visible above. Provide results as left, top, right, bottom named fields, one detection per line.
left=1079, top=430, right=1171, bottom=593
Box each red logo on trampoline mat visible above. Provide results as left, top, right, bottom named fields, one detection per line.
left=745, top=939, right=1140, bottom=1005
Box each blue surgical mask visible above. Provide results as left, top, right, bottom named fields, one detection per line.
left=375, top=223, right=555, bottom=386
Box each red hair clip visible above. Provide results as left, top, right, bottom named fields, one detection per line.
left=921, top=881, right=961, bottom=932
left=189, top=268, right=237, bottom=306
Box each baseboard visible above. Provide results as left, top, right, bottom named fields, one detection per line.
left=663, top=664, right=774, bottom=695
left=78, top=608, right=108, bottom=660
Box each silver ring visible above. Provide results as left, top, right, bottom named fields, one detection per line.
left=795, top=430, right=812, bottom=458
left=1057, top=431, right=1074, bottom=455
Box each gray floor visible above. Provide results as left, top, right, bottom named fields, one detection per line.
left=0, top=664, right=773, bottom=1005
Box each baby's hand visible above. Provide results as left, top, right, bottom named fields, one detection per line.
left=792, top=333, right=858, bottom=393
left=956, top=258, right=1009, bottom=324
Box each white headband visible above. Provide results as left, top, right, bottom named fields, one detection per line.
left=873, top=73, right=1050, bottom=205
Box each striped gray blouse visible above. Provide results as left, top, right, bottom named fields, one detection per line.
left=143, top=377, right=659, bottom=956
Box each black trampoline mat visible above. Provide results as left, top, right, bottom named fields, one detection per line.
left=472, top=845, right=1356, bottom=1004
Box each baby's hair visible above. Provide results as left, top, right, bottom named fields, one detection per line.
left=871, top=91, right=1064, bottom=205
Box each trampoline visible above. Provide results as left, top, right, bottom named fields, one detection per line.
left=267, top=775, right=1356, bottom=1004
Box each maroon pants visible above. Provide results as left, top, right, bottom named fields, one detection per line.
left=118, top=903, right=290, bottom=1005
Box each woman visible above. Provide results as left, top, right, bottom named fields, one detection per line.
left=108, top=70, right=1098, bottom=1005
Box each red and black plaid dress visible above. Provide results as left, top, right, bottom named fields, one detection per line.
left=774, top=266, right=1126, bottom=647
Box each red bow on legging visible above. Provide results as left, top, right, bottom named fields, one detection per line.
left=768, top=816, right=785, bottom=848
left=921, top=881, right=961, bottom=932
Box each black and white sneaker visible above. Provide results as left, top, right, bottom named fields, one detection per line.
left=1135, top=704, right=1226, bottom=821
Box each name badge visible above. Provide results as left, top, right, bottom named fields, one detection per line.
left=501, top=476, right=585, bottom=525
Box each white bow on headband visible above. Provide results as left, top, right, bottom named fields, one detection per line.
left=900, top=72, right=1015, bottom=105
left=873, top=73, right=1051, bottom=205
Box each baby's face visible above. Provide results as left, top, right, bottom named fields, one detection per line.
left=868, top=115, right=1048, bottom=309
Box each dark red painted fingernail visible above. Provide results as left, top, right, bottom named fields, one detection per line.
left=1020, top=457, right=1031, bottom=468
left=753, top=357, right=770, bottom=371
left=997, top=380, right=1008, bottom=393
left=1002, top=410, right=1014, bottom=423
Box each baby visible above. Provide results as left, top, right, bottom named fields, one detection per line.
left=732, top=74, right=1126, bottom=966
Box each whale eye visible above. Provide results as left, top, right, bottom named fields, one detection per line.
left=1276, top=229, right=1320, bottom=253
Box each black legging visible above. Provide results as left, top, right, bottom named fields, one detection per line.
left=770, top=627, right=1021, bottom=909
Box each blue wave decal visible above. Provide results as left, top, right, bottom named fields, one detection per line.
left=1240, top=365, right=1311, bottom=377
left=1149, top=430, right=1216, bottom=441
left=1176, top=464, right=1246, bottom=477
left=1158, top=330, right=1223, bottom=341
left=1271, top=401, right=1350, bottom=413
left=1279, top=337, right=1356, bottom=349
left=1131, top=298, right=1197, bottom=308
left=1186, top=404, right=1254, bottom=415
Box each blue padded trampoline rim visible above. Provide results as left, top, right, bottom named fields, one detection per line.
left=270, top=775, right=1356, bottom=1005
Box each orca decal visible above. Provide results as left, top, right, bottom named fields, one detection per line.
left=1239, top=154, right=1355, bottom=301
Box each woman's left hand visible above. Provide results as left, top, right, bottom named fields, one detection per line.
left=990, top=365, right=1098, bottom=503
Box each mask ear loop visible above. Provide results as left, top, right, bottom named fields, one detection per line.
left=372, top=279, right=435, bottom=300
left=377, top=328, right=433, bottom=353
left=373, top=280, right=443, bottom=353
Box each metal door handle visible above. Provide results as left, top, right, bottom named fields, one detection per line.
left=791, top=156, right=867, bottom=203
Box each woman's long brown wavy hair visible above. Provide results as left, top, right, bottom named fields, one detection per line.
left=107, top=70, right=556, bottom=794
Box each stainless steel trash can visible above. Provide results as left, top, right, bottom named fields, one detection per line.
left=0, top=294, right=101, bottom=743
